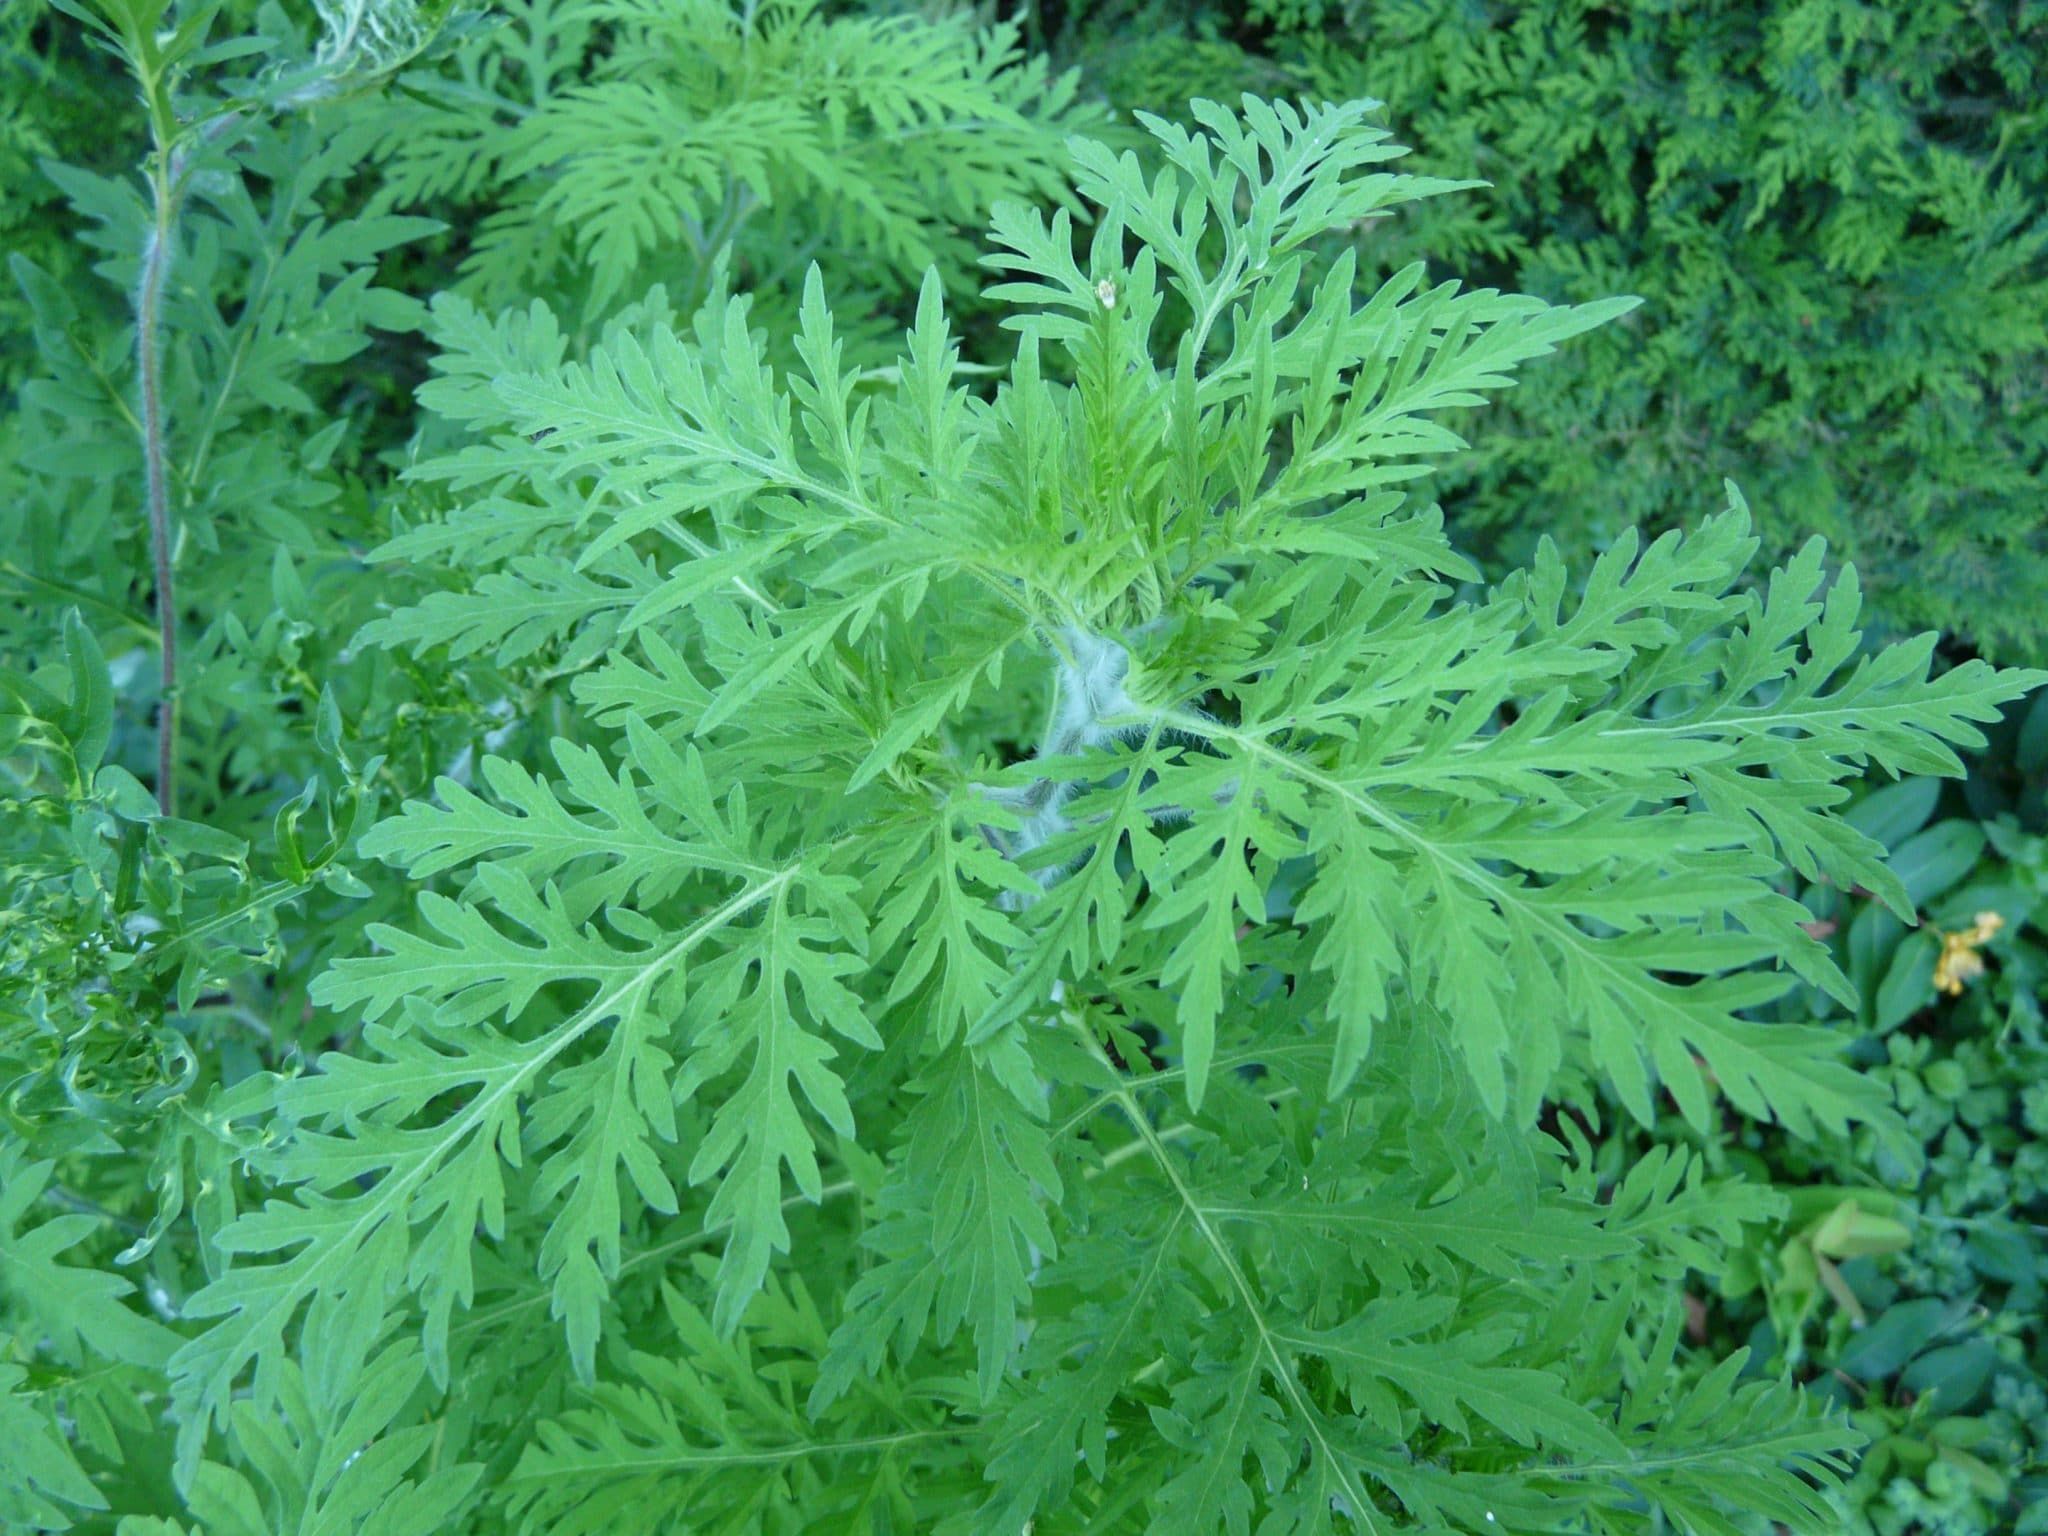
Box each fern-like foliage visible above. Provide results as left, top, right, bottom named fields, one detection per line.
left=155, top=97, right=2044, bottom=1529
left=1053, top=0, right=2048, bottom=660
left=0, top=1148, right=181, bottom=1531
left=368, top=0, right=1105, bottom=314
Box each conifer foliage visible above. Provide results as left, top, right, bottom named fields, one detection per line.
left=3, top=6, right=2046, bottom=1532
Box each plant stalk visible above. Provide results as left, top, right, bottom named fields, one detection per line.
left=139, top=162, right=178, bottom=817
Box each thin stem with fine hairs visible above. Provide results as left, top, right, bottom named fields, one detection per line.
left=135, top=114, right=238, bottom=818
left=138, top=166, right=177, bottom=816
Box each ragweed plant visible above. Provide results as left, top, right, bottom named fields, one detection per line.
left=177, top=97, right=2044, bottom=1528
left=364, top=0, right=1104, bottom=319
left=7, top=87, right=2046, bottom=1535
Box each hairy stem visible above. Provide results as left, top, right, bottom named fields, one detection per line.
left=139, top=162, right=178, bottom=816
left=133, top=109, right=245, bottom=817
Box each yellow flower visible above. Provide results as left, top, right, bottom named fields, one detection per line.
left=1933, top=910, right=2005, bottom=996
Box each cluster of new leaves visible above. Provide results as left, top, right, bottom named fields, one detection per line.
left=368, top=0, right=1104, bottom=315
left=150, top=97, right=2044, bottom=1530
